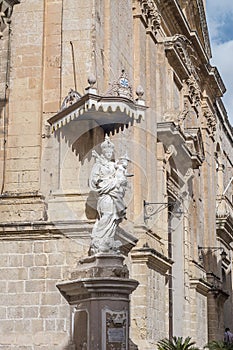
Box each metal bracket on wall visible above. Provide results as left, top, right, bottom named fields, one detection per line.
left=143, top=200, right=179, bottom=221
left=198, top=246, right=227, bottom=260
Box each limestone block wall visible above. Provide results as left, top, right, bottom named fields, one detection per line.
left=0, top=0, right=232, bottom=348
left=3, top=0, right=44, bottom=195
left=130, top=253, right=170, bottom=349
left=190, top=287, right=208, bottom=348
left=0, top=236, right=85, bottom=349
left=0, top=23, right=9, bottom=193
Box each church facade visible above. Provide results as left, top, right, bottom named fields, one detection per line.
left=0, top=0, right=233, bottom=349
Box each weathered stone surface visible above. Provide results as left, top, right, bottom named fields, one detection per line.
left=57, top=254, right=138, bottom=349
left=0, top=0, right=232, bottom=348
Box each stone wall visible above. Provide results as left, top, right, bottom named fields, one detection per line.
left=0, top=0, right=232, bottom=349
left=0, top=236, right=85, bottom=348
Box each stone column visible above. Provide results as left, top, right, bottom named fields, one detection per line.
left=57, top=254, right=138, bottom=350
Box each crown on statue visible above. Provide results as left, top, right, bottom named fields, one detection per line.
left=101, top=135, right=114, bottom=151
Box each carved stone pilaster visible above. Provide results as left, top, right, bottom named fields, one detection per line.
left=0, top=0, right=20, bottom=37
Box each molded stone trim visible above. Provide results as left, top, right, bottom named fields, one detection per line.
left=190, top=278, right=212, bottom=296
left=131, top=247, right=173, bottom=275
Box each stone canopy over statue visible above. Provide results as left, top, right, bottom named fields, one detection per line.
left=89, top=135, right=131, bottom=254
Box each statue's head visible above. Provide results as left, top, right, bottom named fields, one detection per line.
left=101, top=135, right=114, bottom=160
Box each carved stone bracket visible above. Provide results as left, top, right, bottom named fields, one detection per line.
left=202, top=104, right=217, bottom=138
left=163, top=34, right=199, bottom=81
left=184, top=127, right=205, bottom=165
left=157, top=122, right=204, bottom=171
left=164, top=144, right=177, bottom=163
left=184, top=168, right=194, bottom=183
left=190, top=278, right=212, bottom=296
left=216, top=195, right=233, bottom=243
left=0, top=0, right=20, bottom=37
left=133, top=0, right=161, bottom=37
left=177, top=100, right=189, bottom=127
left=131, top=246, right=173, bottom=275
left=184, top=76, right=201, bottom=108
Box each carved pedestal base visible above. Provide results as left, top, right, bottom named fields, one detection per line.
left=57, top=254, right=138, bottom=350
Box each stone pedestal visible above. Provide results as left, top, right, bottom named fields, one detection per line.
left=57, top=254, right=138, bottom=350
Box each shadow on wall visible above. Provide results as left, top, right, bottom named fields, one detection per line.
left=85, top=190, right=98, bottom=220
left=54, top=121, right=104, bottom=164
left=53, top=118, right=132, bottom=165
left=0, top=98, right=7, bottom=116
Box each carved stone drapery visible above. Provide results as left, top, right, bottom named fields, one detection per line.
left=0, top=0, right=20, bottom=37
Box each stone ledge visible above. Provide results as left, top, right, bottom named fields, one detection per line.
left=0, top=220, right=92, bottom=240
left=190, top=278, right=212, bottom=296
left=57, top=277, right=139, bottom=305
left=130, top=247, right=173, bottom=275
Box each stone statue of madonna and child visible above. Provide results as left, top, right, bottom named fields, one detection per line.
left=89, top=135, right=132, bottom=255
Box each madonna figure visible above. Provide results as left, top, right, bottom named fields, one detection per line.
left=89, top=135, right=130, bottom=254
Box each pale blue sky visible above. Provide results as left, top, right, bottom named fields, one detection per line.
left=206, top=0, right=233, bottom=124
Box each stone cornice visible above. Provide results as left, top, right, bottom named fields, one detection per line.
left=159, top=0, right=190, bottom=38
left=215, top=99, right=233, bottom=142
left=131, top=246, right=173, bottom=274
left=48, top=91, right=147, bottom=133
left=158, top=0, right=211, bottom=60
left=155, top=1, right=226, bottom=101
left=57, top=277, right=139, bottom=304
left=0, top=220, right=92, bottom=240
left=190, top=278, right=212, bottom=296
left=0, top=219, right=137, bottom=255
left=206, top=64, right=226, bottom=97
left=196, top=0, right=211, bottom=58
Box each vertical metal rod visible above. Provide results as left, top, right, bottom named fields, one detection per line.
left=223, top=176, right=233, bottom=196
left=70, top=41, right=77, bottom=91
